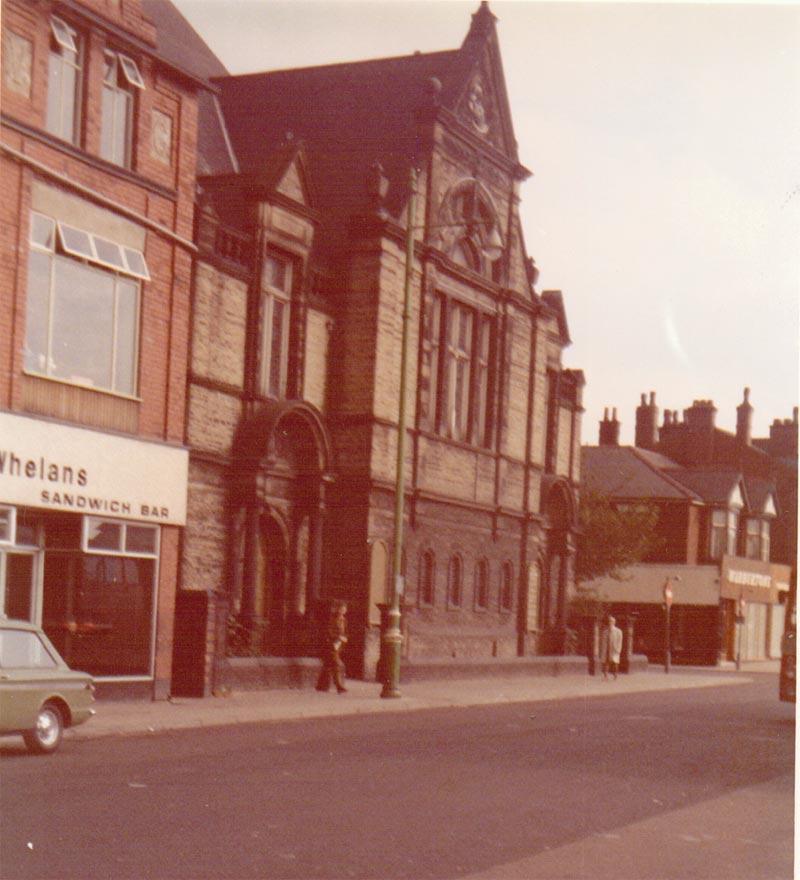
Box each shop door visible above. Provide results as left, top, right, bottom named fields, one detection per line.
left=1, top=551, right=38, bottom=623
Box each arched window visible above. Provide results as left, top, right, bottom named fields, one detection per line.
left=448, top=555, right=463, bottom=608
left=441, top=180, right=503, bottom=282
left=419, top=550, right=435, bottom=607
left=475, top=559, right=489, bottom=610
left=500, top=561, right=514, bottom=612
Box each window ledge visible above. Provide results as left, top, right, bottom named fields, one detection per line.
left=23, top=370, right=142, bottom=403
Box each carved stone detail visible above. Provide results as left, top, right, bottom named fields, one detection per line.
left=151, top=109, right=173, bottom=165
left=3, top=31, right=32, bottom=98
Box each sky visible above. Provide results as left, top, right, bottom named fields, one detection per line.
left=172, top=0, right=800, bottom=445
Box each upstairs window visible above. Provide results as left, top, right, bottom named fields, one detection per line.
left=258, top=254, right=292, bottom=399
left=445, top=302, right=474, bottom=442
left=439, top=180, right=503, bottom=283
left=420, top=293, right=495, bottom=447
left=46, top=17, right=82, bottom=144
left=101, top=51, right=143, bottom=167
left=24, top=212, right=147, bottom=396
left=709, top=508, right=740, bottom=560
left=745, top=518, right=760, bottom=560
left=709, top=509, right=727, bottom=560
left=761, top=521, right=771, bottom=562
left=727, top=510, right=739, bottom=556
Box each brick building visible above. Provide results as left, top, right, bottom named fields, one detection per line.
left=154, top=2, right=584, bottom=694
left=582, top=391, right=795, bottom=664
left=0, top=0, right=205, bottom=698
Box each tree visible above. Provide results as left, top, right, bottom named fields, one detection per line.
left=575, top=489, right=661, bottom=587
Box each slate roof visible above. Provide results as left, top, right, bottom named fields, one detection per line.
left=210, top=2, right=521, bottom=263
left=141, top=0, right=238, bottom=176
left=583, top=446, right=780, bottom=515
left=214, top=50, right=457, bottom=255
left=743, top=476, right=778, bottom=514
left=664, top=469, right=743, bottom=506
left=581, top=446, right=698, bottom=501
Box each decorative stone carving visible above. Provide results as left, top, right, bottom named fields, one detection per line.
left=3, top=31, right=32, bottom=98
left=466, top=75, right=490, bottom=135
left=151, top=109, right=173, bottom=165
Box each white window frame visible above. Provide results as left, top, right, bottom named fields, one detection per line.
left=0, top=506, right=17, bottom=545
left=46, top=16, right=82, bottom=144
left=258, top=254, right=292, bottom=399
left=760, top=520, right=771, bottom=562
left=56, top=222, right=150, bottom=279
left=50, top=16, right=77, bottom=52
left=82, top=517, right=160, bottom=559
left=445, top=303, right=473, bottom=442
left=709, top=509, right=727, bottom=560
left=25, top=212, right=144, bottom=396
left=101, top=51, right=143, bottom=168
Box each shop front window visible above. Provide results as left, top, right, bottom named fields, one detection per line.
left=0, top=506, right=38, bottom=623
left=41, top=515, right=158, bottom=678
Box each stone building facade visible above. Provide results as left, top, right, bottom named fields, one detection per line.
left=0, top=0, right=203, bottom=698
left=154, top=2, right=584, bottom=694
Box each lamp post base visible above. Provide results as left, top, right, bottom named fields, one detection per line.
left=380, top=609, right=403, bottom=698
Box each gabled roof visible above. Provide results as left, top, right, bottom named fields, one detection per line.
left=213, top=2, right=522, bottom=263
left=582, top=446, right=699, bottom=501
left=665, top=469, right=746, bottom=507
left=541, top=290, right=571, bottom=345
left=141, top=0, right=228, bottom=82
left=743, top=476, right=779, bottom=516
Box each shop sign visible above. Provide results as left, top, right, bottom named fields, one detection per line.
left=720, top=555, right=791, bottom=604
left=0, top=411, right=188, bottom=525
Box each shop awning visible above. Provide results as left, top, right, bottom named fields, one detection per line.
left=583, top=564, right=720, bottom=606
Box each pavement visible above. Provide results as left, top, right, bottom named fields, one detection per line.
left=60, top=660, right=781, bottom=743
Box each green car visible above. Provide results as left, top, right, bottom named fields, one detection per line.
left=0, top=621, right=95, bottom=754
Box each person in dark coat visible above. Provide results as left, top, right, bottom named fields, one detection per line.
left=316, top=601, right=348, bottom=693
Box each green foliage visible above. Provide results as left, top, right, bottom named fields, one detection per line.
left=575, top=488, right=660, bottom=586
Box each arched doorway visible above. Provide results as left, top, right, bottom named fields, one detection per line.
left=228, top=401, right=333, bottom=658
left=539, top=478, right=578, bottom=655
left=256, top=512, right=289, bottom=653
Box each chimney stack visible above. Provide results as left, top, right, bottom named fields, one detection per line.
left=685, top=399, right=717, bottom=432
left=635, top=391, right=659, bottom=449
left=736, top=387, right=753, bottom=446
left=599, top=407, right=620, bottom=446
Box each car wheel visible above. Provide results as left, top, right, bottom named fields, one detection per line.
left=22, top=702, right=64, bottom=754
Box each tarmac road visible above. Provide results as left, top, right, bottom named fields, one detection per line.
left=1, top=671, right=793, bottom=880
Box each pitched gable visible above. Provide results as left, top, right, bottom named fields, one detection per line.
left=276, top=154, right=309, bottom=206
left=446, top=2, right=519, bottom=162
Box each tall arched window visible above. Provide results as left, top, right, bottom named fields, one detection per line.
left=475, top=559, right=489, bottom=610
left=440, top=180, right=503, bottom=283
left=500, top=561, right=514, bottom=612
left=448, top=555, right=463, bottom=608
left=419, top=550, right=435, bottom=607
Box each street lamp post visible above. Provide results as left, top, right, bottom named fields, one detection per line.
left=379, top=169, right=505, bottom=698
left=663, top=576, right=680, bottom=673
left=380, top=167, right=417, bottom=699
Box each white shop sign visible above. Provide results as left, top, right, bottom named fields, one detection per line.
left=0, top=411, right=188, bottom=525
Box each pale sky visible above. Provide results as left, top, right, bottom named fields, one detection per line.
left=173, top=0, right=800, bottom=446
